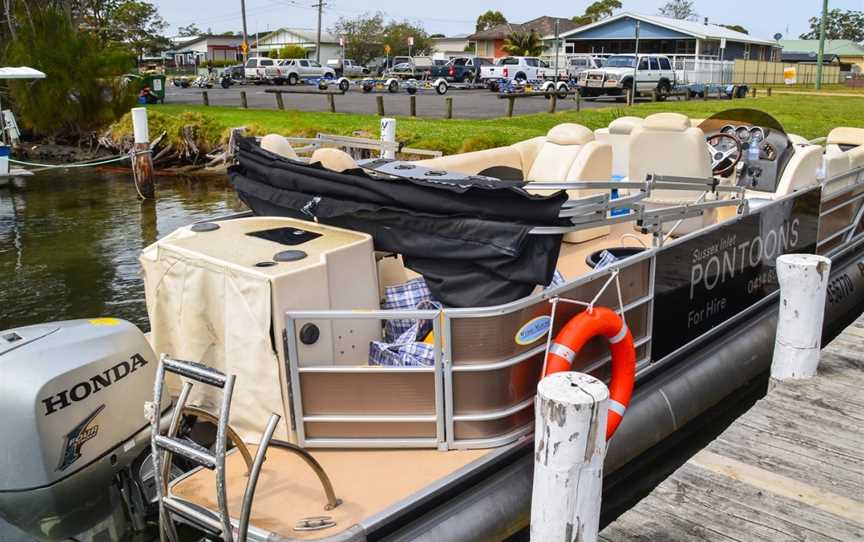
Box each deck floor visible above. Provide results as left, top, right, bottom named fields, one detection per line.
left=600, top=316, right=864, bottom=542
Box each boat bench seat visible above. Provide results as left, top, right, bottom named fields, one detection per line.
left=594, top=116, right=644, bottom=179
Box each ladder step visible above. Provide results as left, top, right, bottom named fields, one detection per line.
left=154, top=435, right=217, bottom=469
left=162, top=357, right=227, bottom=388
left=162, top=496, right=224, bottom=535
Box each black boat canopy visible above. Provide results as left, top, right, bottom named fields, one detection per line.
left=228, top=138, right=569, bottom=307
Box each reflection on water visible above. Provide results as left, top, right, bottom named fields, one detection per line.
left=0, top=170, right=245, bottom=332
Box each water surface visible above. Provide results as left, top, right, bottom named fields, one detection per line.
left=0, top=170, right=245, bottom=331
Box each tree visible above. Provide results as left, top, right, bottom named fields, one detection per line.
left=719, top=24, right=748, bottom=35
left=502, top=29, right=544, bottom=57
left=177, top=23, right=201, bottom=37
left=383, top=20, right=431, bottom=56
left=475, top=10, right=507, bottom=33
left=277, top=44, right=308, bottom=59
left=331, top=12, right=385, bottom=65
left=658, top=0, right=697, bottom=21
left=573, top=0, right=622, bottom=26
left=800, top=9, right=864, bottom=42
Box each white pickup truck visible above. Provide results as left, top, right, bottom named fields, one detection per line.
left=479, top=57, right=556, bottom=90
left=326, top=59, right=369, bottom=77
left=244, top=57, right=285, bottom=84
left=279, top=59, right=336, bottom=84
left=576, top=54, right=677, bottom=99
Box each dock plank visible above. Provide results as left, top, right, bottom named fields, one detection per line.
left=601, top=314, right=864, bottom=542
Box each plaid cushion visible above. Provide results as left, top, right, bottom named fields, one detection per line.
left=382, top=278, right=439, bottom=342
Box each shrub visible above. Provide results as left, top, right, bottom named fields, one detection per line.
left=276, top=45, right=309, bottom=59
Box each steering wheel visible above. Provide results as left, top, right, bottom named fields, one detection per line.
left=706, top=133, right=742, bottom=176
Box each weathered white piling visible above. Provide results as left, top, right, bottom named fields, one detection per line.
left=771, top=253, right=832, bottom=380
left=131, top=107, right=155, bottom=199
left=380, top=117, right=396, bottom=160
left=531, top=372, right=609, bottom=542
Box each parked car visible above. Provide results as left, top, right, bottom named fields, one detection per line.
left=280, top=58, right=336, bottom=80
left=325, top=59, right=370, bottom=77
left=564, top=55, right=604, bottom=79
left=430, top=56, right=494, bottom=83
left=479, top=56, right=556, bottom=89
left=243, top=56, right=284, bottom=84
left=223, top=64, right=245, bottom=81
left=576, top=54, right=676, bottom=99
left=387, top=56, right=434, bottom=79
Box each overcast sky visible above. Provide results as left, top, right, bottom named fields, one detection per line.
left=150, top=0, right=864, bottom=41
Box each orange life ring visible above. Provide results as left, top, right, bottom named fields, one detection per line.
left=543, top=306, right=636, bottom=440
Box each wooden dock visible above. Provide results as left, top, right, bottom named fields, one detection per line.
left=601, top=316, right=864, bottom=542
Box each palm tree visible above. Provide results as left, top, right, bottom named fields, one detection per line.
left=502, top=29, right=544, bottom=57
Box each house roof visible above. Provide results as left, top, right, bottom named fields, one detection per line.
left=781, top=51, right=840, bottom=63
left=778, top=40, right=864, bottom=56
left=257, top=27, right=338, bottom=45
left=468, top=16, right=577, bottom=40
left=171, top=34, right=243, bottom=47
left=551, top=12, right=776, bottom=46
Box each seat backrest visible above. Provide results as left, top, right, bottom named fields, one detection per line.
left=595, top=116, right=643, bottom=178
left=771, top=145, right=823, bottom=199
left=261, top=134, right=299, bottom=160
left=628, top=112, right=712, bottom=203
left=310, top=148, right=359, bottom=172
left=561, top=141, right=613, bottom=244
left=827, top=127, right=864, bottom=149
left=525, top=124, right=595, bottom=181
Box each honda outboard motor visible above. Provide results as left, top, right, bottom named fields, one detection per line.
left=0, top=318, right=168, bottom=541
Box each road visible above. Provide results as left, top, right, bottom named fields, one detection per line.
left=164, top=83, right=628, bottom=119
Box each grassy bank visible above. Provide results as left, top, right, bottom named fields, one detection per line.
left=134, top=94, right=863, bottom=156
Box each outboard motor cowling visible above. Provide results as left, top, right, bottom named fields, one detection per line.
left=0, top=318, right=166, bottom=541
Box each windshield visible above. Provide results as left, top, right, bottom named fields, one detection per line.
left=605, top=55, right=636, bottom=68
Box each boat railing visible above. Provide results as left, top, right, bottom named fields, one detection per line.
left=818, top=166, right=864, bottom=256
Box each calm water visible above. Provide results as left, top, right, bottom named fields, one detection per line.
left=0, top=170, right=246, bottom=332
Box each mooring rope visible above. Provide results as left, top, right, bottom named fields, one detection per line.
left=8, top=149, right=150, bottom=171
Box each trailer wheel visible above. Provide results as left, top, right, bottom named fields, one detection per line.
left=288, top=73, right=299, bottom=86
left=362, top=84, right=372, bottom=93
left=388, top=80, right=399, bottom=93
left=436, top=81, right=448, bottom=95
left=406, top=86, right=417, bottom=95
left=318, top=80, right=328, bottom=90
left=339, top=79, right=350, bottom=92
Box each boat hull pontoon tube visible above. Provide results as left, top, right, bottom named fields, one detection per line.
left=2, top=110, right=864, bottom=542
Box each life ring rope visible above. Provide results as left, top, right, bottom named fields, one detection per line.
left=542, top=269, right=635, bottom=441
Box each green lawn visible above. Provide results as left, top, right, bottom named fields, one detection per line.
left=140, top=94, right=863, bottom=156
left=752, top=83, right=864, bottom=95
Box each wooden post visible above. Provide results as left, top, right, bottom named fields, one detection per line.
left=202, top=91, right=209, bottom=106
left=506, top=96, right=515, bottom=118
left=410, top=95, right=417, bottom=117
left=575, top=92, right=581, bottom=112
left=767, top=87, right=772, bottom=97
left=651, top=89, right=658, bottom=102
left=376, top=95, right=385, bottom=116
left=771, top=254, right=832, bottom=381
left=380, top=117, right=396, bottom=159
left=327, top=93, right=336, bottom=113
left=240, top=91, right=248, bottom=109
left=131, top=107, right=155, bottom=199
left=445, top=97, right=453, bottom=119
left=752, top=87, right=757, bottom=98
left=625, top=89, right=632, bottom=106
left=275, top=92, right=284, bottom=110
left=531, top=372, right=608, bottom=542
left=547, top=94, right=557, bottom=114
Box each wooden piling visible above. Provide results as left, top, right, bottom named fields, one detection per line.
left=767, top=87, right=772, bottom=97
left=445, top=97, right=453, bottom=119
left=531, top=372, right=608, bottom=542
left=275, top=92, right=285, bottom=110
left=547, top=94, right=557, bottom=114
left=202, top=91, right=209, bottom=106
left=506, top=96, right=515, bottom=118
left=240, top=91, right=248, bottom=109
left=410, top=95, right=417, bottom=117
left=575, top=92, right=581, bottom=112
left=131, top=107, right=155, bottom=199
left=327, top=93, right=336, bottom=113
left=771, top=254, right=831, bottom=381
left=752, top=87, right=757, bottom=98
left=376, top=95, right=385, bottom=116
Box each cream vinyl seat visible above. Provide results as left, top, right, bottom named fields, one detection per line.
left=629, top=112, right=714, bottom=236
left=310, top=148, right=359, bottom=172
left=822, top=128, right=864, bottom=194
left=260, top=134, right=299, bottom=160
left=594, top=116, right=644, bottom=179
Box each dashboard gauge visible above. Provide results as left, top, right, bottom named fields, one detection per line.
left=750, top=127, right=764, bottom=143
left=736, top=126, right=751, bottom=142
left=721, top=125, right=737, bottom=136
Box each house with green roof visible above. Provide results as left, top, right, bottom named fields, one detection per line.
left=779, top=40, right=864, bottom=73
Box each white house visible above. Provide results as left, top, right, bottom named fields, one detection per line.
left=255, top=28, right=341, bottom=61
left=169, top=35, right=244, bottom=66
left=430, top=34, right=471, bottom=59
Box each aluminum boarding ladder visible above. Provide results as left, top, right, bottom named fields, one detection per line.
left=148, top=354, right=281, bottom=542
